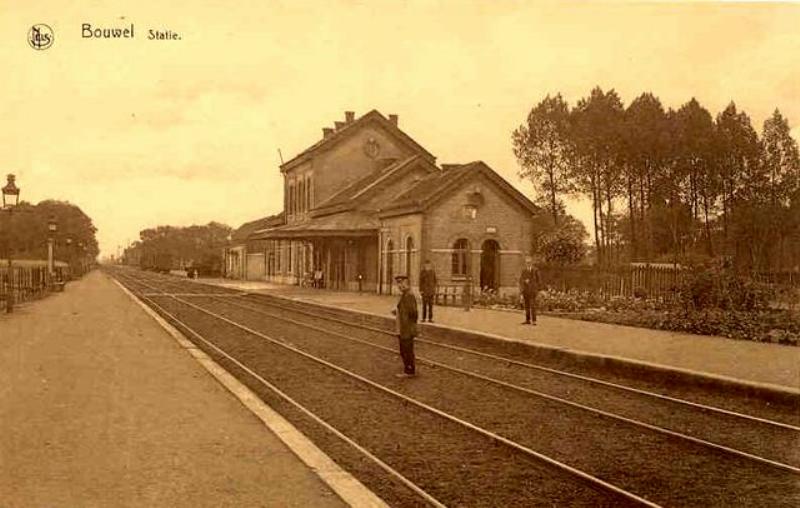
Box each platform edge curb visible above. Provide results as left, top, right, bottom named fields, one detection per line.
left=109, top=274, right=390, bottom=508
left=239, top=288, right=799, bottom=404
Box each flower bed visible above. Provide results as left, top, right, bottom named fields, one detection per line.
left=469, top=287, right=800, bottom=346
left=563, top=308, right=800, bottom=346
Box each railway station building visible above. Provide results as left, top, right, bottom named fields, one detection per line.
left=225, top=110, right=540, bottom=295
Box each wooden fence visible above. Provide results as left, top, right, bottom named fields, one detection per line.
left=0, top=261, right=70, bottom=309
left=539, top=264, right=686, bottom=301
left=539, top=264, right=800, bottom=301
left=752, top=271, right=799, bottom=287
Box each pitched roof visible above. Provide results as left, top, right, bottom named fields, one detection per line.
left=280, top=110, right=436, bottom=172
left=379, top=161, right=540, bottom=217
left=231, top=213, right=284, bottom=242
left=250, top=211, right=379, bottom=239
left=312, top=154, right=437, bottom=216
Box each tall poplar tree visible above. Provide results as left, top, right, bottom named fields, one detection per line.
left=512, top=94, right=574, bottom=225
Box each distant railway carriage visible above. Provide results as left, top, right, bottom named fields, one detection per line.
left=141, top=251, right=173, bottom=274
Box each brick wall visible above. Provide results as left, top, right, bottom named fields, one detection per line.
left=423, top=173, right=534, bottom=294
left=312, top=123, right=416, bottom=207
left=379, top=214, right=423, bottom=294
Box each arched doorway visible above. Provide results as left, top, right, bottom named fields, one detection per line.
left=480, top=240, right=500, bottom=290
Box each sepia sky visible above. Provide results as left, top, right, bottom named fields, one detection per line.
left=2, top=0, right=799, bottom=257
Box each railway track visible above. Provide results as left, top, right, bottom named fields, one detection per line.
left=109, top=268, right=800, bottom=507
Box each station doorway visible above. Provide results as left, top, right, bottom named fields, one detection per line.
left=480, top=240, right=500, bottom=290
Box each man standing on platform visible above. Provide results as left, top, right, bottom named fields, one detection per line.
left=519, top=255, right=541, bottom=325
left=391, top=274, right=418, bottom=377
left=418, top=259, right=437, bottom=323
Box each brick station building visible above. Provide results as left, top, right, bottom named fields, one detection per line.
left=225, top=109, right=540, bottom=295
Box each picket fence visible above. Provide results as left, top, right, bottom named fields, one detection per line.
left=539, top=264, right=685, bottom=301
left=539, top=263, right=799, bottom=301
left=0, top=261, right=70, bottom=308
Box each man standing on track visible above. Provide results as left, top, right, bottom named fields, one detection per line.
left=391, top=274, right=418, bottom=377
left=418, top=259, right=437, bottom=323
left=519, top=255, right=541, bottom=325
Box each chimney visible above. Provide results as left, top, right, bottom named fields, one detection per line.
left=345, top=111, right=355, bottom=124
left=388, top=114, right=398, bottom=126
left=334, top=121, right=345, bottom=130
left=322, top=127, right=334, bottom=138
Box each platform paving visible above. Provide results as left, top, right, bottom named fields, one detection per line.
left=0, top=271, right=347, bottom=507
left=197, top=277, right=800, bottom=391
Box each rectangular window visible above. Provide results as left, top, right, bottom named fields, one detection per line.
left=451, top=239, right=469, bottom=276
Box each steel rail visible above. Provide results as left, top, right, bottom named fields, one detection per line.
left=115, top=271, right=800, bottom=470
left=239, top=291, right=800, bottom=433
left=121, top=277, right=660, bottom=507
left=115, top=274, right=448, bottom=508
left=191, top=293, right=800, bottom=475
left=114, top=270, right=800, bottom=434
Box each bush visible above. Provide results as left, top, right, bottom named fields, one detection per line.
left=678, top=262, right=774, bottom=312
left=570, top=308, right=799, bottom=346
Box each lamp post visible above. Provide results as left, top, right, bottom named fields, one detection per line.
left=224, top=232, right=232, bottom=278
left=78, top=241, right=85, bottom=276
left=47, top=215, right=58, bottom=281
left=65, top=237, right=73, bottom=278
left=2, top=174, right=21, bottom=312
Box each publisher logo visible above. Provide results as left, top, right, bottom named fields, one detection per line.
left=28, top=24, right=54, bottom=50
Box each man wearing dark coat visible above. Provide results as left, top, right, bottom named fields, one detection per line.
left=392, top=274, right=418, bottom=377
left=418, top=259, right=437, bottom=322
left=519, top=255, right=541, bottom=325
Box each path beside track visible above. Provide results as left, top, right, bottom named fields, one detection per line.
left=0, top=271, right=347, bottom=507
left=195, top=277, right=800, bottom=390
left=115, top=269, right=800, bottom=506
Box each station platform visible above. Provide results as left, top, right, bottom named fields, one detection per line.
left=0, top=271, right=349, bottom=507
left=196, top=277, right=800, bottom=391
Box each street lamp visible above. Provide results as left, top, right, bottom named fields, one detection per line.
left=78, top=241, right=85, bottom=275
left=47, top=215, right=58, bottom=281
left=2, top=174, right=21, bottom=312
left=224, top=232, right=233, bottom=278
left=2, top=174, right=20, bottom=208
left=65, top=238, right=73, bottom=278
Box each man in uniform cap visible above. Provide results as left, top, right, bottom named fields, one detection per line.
left=519, top=255, right=541, bottom=325
left=418, top=259, right=437, bottom=322
left=391, top=274, right=418, bottom=377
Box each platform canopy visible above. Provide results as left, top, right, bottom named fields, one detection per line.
left=250, top=211, right=378, bottom=240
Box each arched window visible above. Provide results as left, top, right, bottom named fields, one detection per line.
left=405, top=236, right=414, bottom=277
left=452, top=238, right=469, bottom=276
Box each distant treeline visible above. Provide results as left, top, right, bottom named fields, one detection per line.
left=124, top=222, right=232, bottom=273
left=513, top=87, right=800, bottom=271
left=1, top=200, right=99, bottom=268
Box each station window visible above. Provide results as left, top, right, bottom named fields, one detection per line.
left=405, top=236, right=414, bottom=277
left=451, top=238, right=469, bottom=276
